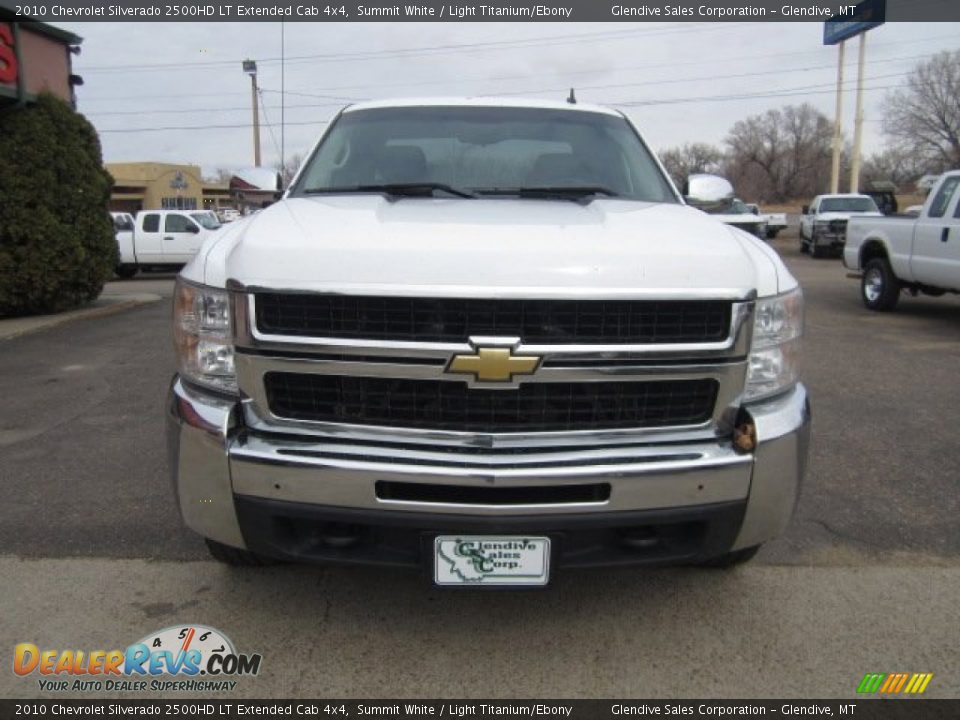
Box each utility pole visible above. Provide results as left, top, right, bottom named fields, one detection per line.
left=243, top=59, right=261, bottom=167
left=280, top=22, right=285, bottom=186
left=849, top=33, right=867, bottom=192
left=829, top=40, right=845, bottom=194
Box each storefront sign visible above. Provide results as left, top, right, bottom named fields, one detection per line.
left=0, top=22, right=19, bottom=86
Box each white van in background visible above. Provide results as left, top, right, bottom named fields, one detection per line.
left=115, top=209, right=221, bottom=278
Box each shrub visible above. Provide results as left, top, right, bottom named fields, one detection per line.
left=0, top=93, right=116, bottom=317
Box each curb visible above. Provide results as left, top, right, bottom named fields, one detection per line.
left=0, top=293, right=163, bottom=341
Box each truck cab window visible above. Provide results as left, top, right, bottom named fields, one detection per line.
left=141, top=214, right=160, bottom=233
left=928, top=176, right=960, bottom=218
left=165, top=214, right=198, bottom=233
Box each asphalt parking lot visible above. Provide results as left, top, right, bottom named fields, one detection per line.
left=1, top=229, right=958, bottom=699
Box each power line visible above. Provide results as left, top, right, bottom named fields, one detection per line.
left=80, top=47, right=941, bottom=119
left=275, top=35, right=958, bottom=98
left=85, top=98, right=353, bottom=117
left=78, top=24, right=740, bottom=74
left=257, top=88, right=283, bottom=162
left=474, top=57, right=929, bottom=99
left=83, top=62, right=918, bottom=121
left=94, top=80, right=904, bottom=134
left=77, top=36, right=959, bottom=114
left=613, top=83, right=901, bottom=108
left=98, top=118, right=330, bottom=133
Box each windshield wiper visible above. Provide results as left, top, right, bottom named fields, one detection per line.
left=303, top=183, right=476, bottom=199
left=477, top=186, right=619, bottom=202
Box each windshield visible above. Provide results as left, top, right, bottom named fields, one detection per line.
left=293, top=106, right=677, bottom=202
left=819, top=197, right=879, bottom=213
left=112, top=215, right=134, bottom=232
left=191, top=212, right=222, bottom=230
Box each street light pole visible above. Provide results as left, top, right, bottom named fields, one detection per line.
left=243, top=59, right=261, bottom=168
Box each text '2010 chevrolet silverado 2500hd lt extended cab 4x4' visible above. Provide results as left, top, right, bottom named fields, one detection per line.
left=844, top=170, right=960, bottom=312
left=167, top=99, right=810, bottom=586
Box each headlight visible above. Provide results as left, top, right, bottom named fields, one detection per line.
left=172, top=278, right=237, bottom=393
left=744, top=287, right=803, bottom=401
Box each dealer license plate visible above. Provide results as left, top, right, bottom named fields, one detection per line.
left=434, top=536, right=550, bottom=586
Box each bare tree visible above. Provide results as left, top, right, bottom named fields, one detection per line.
left=658, top=143, right=723, bottom=188
left=203, top=168, right=235, bottom=185
left=276, top=153, right=305, bottom=187
left=723, top=104, right=833, bottom=202
left=859, top=147, right=925, bottom=191
left=882, top=50, right=960, bottom=174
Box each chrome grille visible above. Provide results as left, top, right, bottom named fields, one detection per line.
left=263, top=372, right=718, bottom=433
left=254, top=294, right=731, bottom=344
left=235, top=291, right=753, bottom=447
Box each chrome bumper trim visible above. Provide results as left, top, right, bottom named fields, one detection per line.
left=166, top=378, right=247, bottom=549
left=168, top=379, right=809, bottom=546
left=229, top=441, right=753, bottom=517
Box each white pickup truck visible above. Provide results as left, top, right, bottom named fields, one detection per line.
left=167, top=98, right=810, bottom=585
left=700, top=196, right=767, bottom=239
left=115, top=209, right=221, bottom=278
left=745, top=203, right=788, bottom=239
left=799, top=194, right=882, bottom=258
left=844, top=170, right=960, bottom=311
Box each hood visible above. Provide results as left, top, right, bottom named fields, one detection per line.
left=188, top=196, right=789, bottom=299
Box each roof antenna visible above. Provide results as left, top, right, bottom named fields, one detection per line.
left=567, top=88, right=577, bottom=105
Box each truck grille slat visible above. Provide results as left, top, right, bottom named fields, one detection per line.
left=255, top=295, right=731, bottom=344
left=264, top=373, right=718, bottom=432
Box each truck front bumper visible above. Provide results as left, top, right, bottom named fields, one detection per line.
left=166, top=379, right=810, bottom=568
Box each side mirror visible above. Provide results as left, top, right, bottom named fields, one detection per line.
left=684, top=174, right=735, bottom=212
left=188, top=223, right=201, bottom=234
left=801, top=205, right=809, bottom=215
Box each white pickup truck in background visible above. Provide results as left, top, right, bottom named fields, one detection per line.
left=745, top=203, right=788, bottom=239
left=685, top=183, right=766, bottom=238
left=844, top=170, right=960, bottom=311
left=799, top=194, right=882, bottom=258
left=115, top=209, right=221, bottom=278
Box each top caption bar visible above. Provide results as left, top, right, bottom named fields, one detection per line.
left=4, top=0, right=960, bottom=22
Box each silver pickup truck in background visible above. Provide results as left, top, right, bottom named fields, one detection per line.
left=844, top=170, right=960, bottom=311
left=799, top=194, right=882, bottom=258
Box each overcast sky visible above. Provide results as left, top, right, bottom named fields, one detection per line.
left=56, top=21, right=959, bottom=176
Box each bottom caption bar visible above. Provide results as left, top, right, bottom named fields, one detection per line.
left=2, top=701, right=958, bottom=719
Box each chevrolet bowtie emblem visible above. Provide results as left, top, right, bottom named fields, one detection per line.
left=447, top=347, right=541, bottom=384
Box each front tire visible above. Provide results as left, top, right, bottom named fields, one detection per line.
left=115, top=264, right=138, bottom=279
left=205, top=538, right=276, bottom=566
left=700, top=545, right=761, bottom=568
left=861, top=257, right=901, bottom=311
